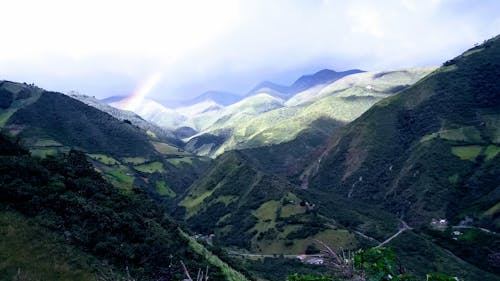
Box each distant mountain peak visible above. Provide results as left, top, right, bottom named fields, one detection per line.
left=247, top=68, right=365, bottom=100
left=175, top=90, right=242, bottom=108
left=290, top=68, right=364, bottom=91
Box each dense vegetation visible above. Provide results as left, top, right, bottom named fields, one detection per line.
left=174, top=36, right=500, bottom=281
left=0, top=133, right=232, bottom=280
left=293, top=36, right=500, bottom=280
left=310, top=36, right=500, bottom=229
left=0, top=81, right=212, bottom=199
left=176, top=151, right=296, bottom=250
left=7, top=91, right=156, bottom=157
left=1, top=36, right=499, bottom=281
left=287, top=246, right=463, bottom=281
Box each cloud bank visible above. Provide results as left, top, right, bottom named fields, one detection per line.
left=0, top=0, right=498, bottom=101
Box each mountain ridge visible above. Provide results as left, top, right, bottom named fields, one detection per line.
left=245, top=68, right=364, bottom=100
left=184, top=67, right=434, bottom=158
left=174, top=36, right=500, bottom=280
left=0, top=82, right=212, bottom=197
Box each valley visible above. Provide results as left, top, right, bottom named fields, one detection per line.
left=0, top=35, right=499, bottom=281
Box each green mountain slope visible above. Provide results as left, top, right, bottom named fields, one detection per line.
left=175, top=151, right=361, bottom=255
left=176, top=142, right=499, bottom=280
left=0, top=133, right=248, bottom=281
left=0, top=81, right=210, bottom=198
left=184, top=93, right=284, bottom=132
left=7, top=90, right=156, bottom=157
left=308, top=36, right=500, bottom=228
left=301, top=36, right=500, bottom=277
left=176, top=37, right=500, bottom=281
left=0, top=211, right=106, bottom=281
left=184, top=67, right=434, bottom=158
left=70, top=93, right=183, bottom=144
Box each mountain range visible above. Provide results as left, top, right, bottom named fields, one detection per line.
left=0, top=36, right=499, bottom=281
left=245, top=69, right=364, bottom=100
left=174, top=36, right=500, bottom=280
left=109, top=67, right=434, bottom=158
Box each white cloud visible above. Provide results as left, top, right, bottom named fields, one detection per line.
left=348, top=5, right=384, bottom=38
left=2, top=0, right=239, bottom=57
left=0, top=0, right=498, bottom=100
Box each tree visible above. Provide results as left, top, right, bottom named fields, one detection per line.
left=287, top=241, right=461, bottom=281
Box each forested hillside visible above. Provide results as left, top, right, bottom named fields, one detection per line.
left=0, top=133, right=247, bottom=281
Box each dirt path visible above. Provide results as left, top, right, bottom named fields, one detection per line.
left=227, top=251, right=323, bottom=258
left=452, top=225, right=496, bottom=234
left=354, top=230, right=381, bottom=244
left=377, top=220, right=411, bottom=247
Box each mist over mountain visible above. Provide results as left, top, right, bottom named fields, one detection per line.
left=106, top=68, right=364, bottom=133
left=159, top=67, right=432, bottom=158
left=175, top=90, right=242, bottom=107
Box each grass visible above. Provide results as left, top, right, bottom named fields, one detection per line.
left=254, top=228, right=357, bottom=255
left=121, top=157, right=147, bottom=165
left=313, top=229, right=357, bottom=250
left=249, top=197, right=357, bottom=255
left=252, top=200, right=280, bottom=232
left=180, top=189, right=216, bottom=212
left=146, top=130, right=158, bottom=139
left=180, top=230, right=250, bottom=281
left=167, top=157, right=194, bottom=166
left=152, top=141, right=184, bottom=155
left=30, top=148, right=58, bottom=158
left=439, top=126, right=483, bottom=142
left=284, top=192, right=300, bottom=202
left=33, top=139, right=63, bottom=147
left=439, top=64, right=458, bottom=73
left=462, top=48, right=484, bottom=57
left=0, top=111, right=13, bottom=127
left=134, top=161, right=164, bottom=173
left=421, top=126, right=483, bottom=143
left=255, top=200, right=280, bottom=221
left=0, top=211, right=99, bottom=281
left=0, top=89, right=42, bottom=127
left=451, top=145, right=483, bottom=161
left=482, top=202, right=500, bottom=218
left=484, top=145, right=500, bottom=161
left=280, top=204, right=306, bottom=218
left=87, top=154, right=120, bottom=165
left=213, top=195, right=238, bottom=206
left=156, top=181, right=176, bottom=197
left=102, top=165, right=134, bottom=191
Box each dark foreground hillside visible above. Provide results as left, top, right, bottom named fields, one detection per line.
left=0, top=133, right=247, bottom=281
left=0, top=81, right=212, bottom=201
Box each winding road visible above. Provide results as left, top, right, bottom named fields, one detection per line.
left=377, top=220, right=412, bottom=247
left=227, top=251, right=323, bottom=258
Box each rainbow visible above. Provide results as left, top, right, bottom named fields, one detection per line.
left=116, top=73, right=162, bottom=111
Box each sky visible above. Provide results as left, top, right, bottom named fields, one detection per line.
left=0, top=0, right=499, bottom=102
